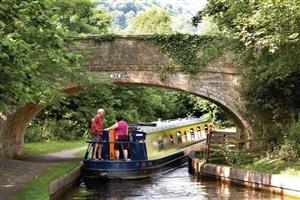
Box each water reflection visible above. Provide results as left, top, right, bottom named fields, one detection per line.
left=64, top=166, right=297, bottom=200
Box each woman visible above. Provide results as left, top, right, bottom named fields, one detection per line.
left=107, top=113, right=129, bottom=160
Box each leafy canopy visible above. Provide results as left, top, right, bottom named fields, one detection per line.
left=194, top=0, right=300, bottom=125
left=0, top=0, right=111, bottom=112
left=193, top=0, right=300, bottom=52
left=130, top=7, right=172, bottom=34
left=53, top=0, right=111, bottom=34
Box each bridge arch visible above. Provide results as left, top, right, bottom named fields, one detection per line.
left=79, top=35, right=252, bottom=138
left=0, top=35, right=253, bottom=159
left=110, top=70, right=251, bottom=137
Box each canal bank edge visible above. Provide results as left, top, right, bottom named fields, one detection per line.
left=188, top=155, right=300, bottom=198
left=49, top=163, right=83, bottom=200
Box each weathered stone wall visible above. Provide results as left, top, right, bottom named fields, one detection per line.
left=0, top=35, right=253, bottom=159
left=74, top=36, right=252, bottom=138
left=73, top=36, right=174, bottom=72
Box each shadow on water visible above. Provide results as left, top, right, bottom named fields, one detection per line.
left=63, top=165, right=297, bottom=200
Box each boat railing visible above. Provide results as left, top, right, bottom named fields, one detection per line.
left=86, top=141, right=145, bottom=144
left=84, top=130, right=148, bottom=161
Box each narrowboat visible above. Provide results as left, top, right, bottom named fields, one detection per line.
left=82, top=117, right=211, bottom=179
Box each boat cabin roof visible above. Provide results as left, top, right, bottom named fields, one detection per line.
left=136, top=117, right=207, bottom=133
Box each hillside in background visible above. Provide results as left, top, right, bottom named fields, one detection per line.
left=97, top=0, right=207, bottom=33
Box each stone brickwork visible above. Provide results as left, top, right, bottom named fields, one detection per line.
left=73, top=35, right=252, bottom=139
left=0, top=35, right=253, bottom=159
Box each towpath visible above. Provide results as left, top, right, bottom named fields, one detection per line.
left=0, top=146, right=85, bottom=200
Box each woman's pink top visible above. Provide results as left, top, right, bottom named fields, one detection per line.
left=114, top=120, right=128, bottom=136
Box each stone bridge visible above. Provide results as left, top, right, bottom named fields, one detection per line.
left=0, top=35, right=253, bottom=159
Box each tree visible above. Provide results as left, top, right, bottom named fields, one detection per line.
left=130, top=7, right=172, bottom=34
left=53, top=0, right=111, bottom=34
left=193, top=0, right=300, bottom=52
left=193, top=0, right=300, bottom=130
left=0, top=0, right=111, bottom=112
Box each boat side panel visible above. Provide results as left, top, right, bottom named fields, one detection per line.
left=146, top=120, right=210, bottom=159
left=83, top=152, right=187, bottom=179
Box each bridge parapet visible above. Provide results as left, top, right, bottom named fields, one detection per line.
left=72, top=35, right=239, bottom=73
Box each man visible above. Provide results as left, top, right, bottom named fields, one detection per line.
left=91, top=108, right=105, bottom=160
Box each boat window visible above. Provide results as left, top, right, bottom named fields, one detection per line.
left=170, top=134, right=174, bottom=144
left=197, top=126, right=201, bottom=139
left=184, top=131, right=188, bottom=142
left=176, top=131, right=182, bottom=144
left=157, top=135, right=164, bottom=150
left=204, top=124, right=208, bottom=134
left=190, top=128, right=195, bottom=141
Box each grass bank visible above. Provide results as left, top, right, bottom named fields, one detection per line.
left=238, top=158, right=300, bottom=176
left=24, top=140, right=85, bottom=156
left=13, top=162, right=79, bottom=200
left=75, top=149, right=86, bottom=158
left=196, top=148, right=300, bottom=177
left=205, top=155, right=300, bottom=177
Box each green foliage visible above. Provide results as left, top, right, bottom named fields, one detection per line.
left=174, top=94, right=234, bottom=127
left=24, top=124, right=47, bottom=143
left=240, top=41, right=300, bottom=123
left=240, top=156, right=300, bottom=176
left=98, top=0, right=203, bottom=34
left=98, top=0, right=144, bottom=32
left=75, top=148, right=87, bottom=158
left=278, top=141, right=298, bottom=161
left=194, top=0, right=300, bottom=52
left=286, top=121, right=300, bottom=145
left=0, top=0, right=111, bottom=112
left=143, top=34, right=227, bottom=73
left=130, top=7, right=172, bottom=34
left=0, top=0, right=74, bottom=111
left=213, top=144, right=252, bottom=166
left=53, top=0, right=112, bottom=34
left=26, top=86, right=230, bottom=142
left=276, top=121, right=300, bottom=161
left=265, top=139, right=298, bottom=162
left=194, top=0, right=300, bottom=135
left=262, top=121, right=300, bottom=162
left=25, top=86, right=186, bottom=141
left=25, top=120, right=85, bottom=143
left=191, top=98, right=234, bottom=127
left=91, top=34, right=116, bottom=42
left=195, top=150, right=205, bottom=160
left=211, top=144, right=300, bottom=176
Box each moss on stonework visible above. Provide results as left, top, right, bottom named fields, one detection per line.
left=91, top=34, right=116, bottom=43
left=141, top=34, right=227, bottom=74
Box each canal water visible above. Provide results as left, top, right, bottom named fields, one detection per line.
left=63, top=165, right=297, bottom=200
